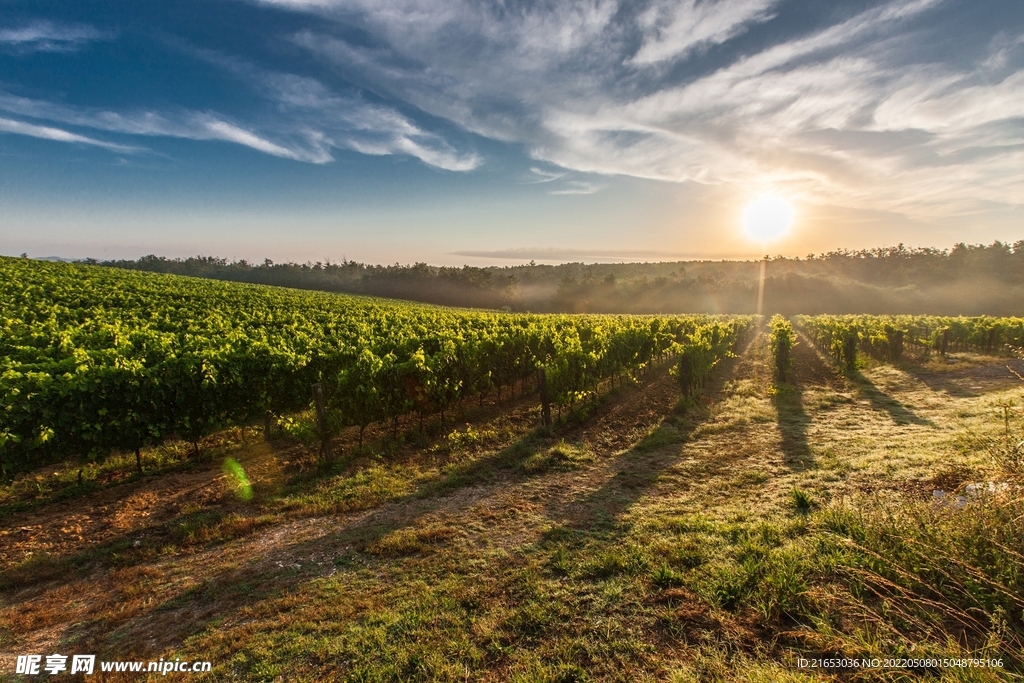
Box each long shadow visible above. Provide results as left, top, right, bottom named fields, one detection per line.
left=898, top=364, right=980, bottom=398
left=770, top=334, right=827, bottom=469
left=898, top=358, right=1024, bottom=399
left=792, top=329, right=935, bottom=426
left=551, top=334, right=759, bottom=530
left=851, top=371, right=935, bottom=426
left=0, top=423, right=557, bottom=661
left=4, top=380, right=664, bottom=660
left=773, top=385, right=812, bottom=468
left=1, top=368, right=627, bottom=589
left=554, top=419, right=690, bottom=531
left=0, top=420, right=553, bottom=581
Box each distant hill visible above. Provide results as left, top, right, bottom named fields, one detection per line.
left=91, top=241, right=1024, bottom=315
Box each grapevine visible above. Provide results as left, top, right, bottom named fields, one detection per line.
left=0, top=257, right=753, bottom=475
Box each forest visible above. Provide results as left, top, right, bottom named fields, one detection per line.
left=91, top=241, right=1024, bottom=315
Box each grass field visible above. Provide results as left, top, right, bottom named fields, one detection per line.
left=2, top=329, right=1023, bottom=681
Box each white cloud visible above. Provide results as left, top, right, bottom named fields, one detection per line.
left=0, top=116, right=138, bottom=151
left=0, top=35, right=480, bottom=170
left=631, top=0, right=778, bottom=65
left=182, top=47, right=481, bottom=170
left=0, top=21, right=108, bottom=53
left=524, top=166, right=604, bottom=194
left=391, top=136, right=480, bottom=171
left=199, top=118, right=332, bottom=162
left=0, top=76, right=479, bottom=169
left=548, top=180, right=603, bottom=196
left=874, top=70, right=1024, bottom=133
left=268, top=0, right=1024, bottom=217
left=528, top=167, right=566, bottom=183
left=241, top=67, right=481, bottom=170
left=0, top=91, right=333, bottom=162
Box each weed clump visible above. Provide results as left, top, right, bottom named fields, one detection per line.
left=788, top=487, right=814, bottom=513
left=436, top=425, right=498, bottom=454
left=985, top=401, right=1024, bottom=477
left=652, top=563, right=685, bottom=588
left=522, top=441, right=593, bottom=474
left=580, top=545, right=649, bottom=579
left=805, top=494, right=1024, bottom=664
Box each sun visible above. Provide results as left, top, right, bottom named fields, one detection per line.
left=742, top=194, right=794, bottom=243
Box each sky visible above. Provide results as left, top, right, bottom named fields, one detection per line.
left=0, top=0, right=1022, bottom=265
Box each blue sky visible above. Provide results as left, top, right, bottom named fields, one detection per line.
left=0, top=0, right=1021, bottom=265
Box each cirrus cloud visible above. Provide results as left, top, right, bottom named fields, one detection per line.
left=251, top=0, right=1023, bottom=218
left=0, top=20, right=110, bottom=53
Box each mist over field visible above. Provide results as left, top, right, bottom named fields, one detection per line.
left=95, top=241, right=1024, bottom=316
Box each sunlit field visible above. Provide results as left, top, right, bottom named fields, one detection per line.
left=2, top=259, right=1023, bottom=681
left=3, top=0, right=1023, bottom=679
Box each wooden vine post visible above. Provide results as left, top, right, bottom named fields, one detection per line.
left=311, top=383, right=334, bottom=461
left=538, top=368, right=551, bottom=426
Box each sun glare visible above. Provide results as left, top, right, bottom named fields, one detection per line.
left=742, top=194, right=794, bottom=243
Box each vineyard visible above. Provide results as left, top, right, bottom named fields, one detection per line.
left=3, top=259, right=1024, bottom=680
left=795, top=314, right=1024, bottom=368
left=0, top=257, right=753, bottom=477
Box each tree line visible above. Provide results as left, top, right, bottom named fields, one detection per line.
left=86, top=241, right=1024, bottom=315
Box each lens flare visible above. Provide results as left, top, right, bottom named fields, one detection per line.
left=742, top=194, right=794, bottom=243
left=223, top=457, right=253, bottom=501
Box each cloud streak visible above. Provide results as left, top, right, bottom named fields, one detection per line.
left=0, top=20, right=109, bottom=53
left=0, top=31, right=480, bottom=170
left=254, top=0, right=1023, bottom=217
left=0, top=92, right=332, bottom=162
left=630, top=0, right=778, bottom=65
left=0, top=116, right=137, bottom=152
left=190, top=50, right=480, bottom=170
left=451, top=247, right=724, bottom=260
left=548, top=180, right=603, bottom=196
left=0, top=63, right=479, bottom=170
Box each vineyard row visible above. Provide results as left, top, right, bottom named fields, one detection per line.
left=794, top=314, right=1024, bottom=369
left=0, top=257, right=753, bottom=475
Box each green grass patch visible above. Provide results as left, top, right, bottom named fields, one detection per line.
left=276, top=463, right=415, bottom=515
left=635, top=423, right=684, bottom=451
left=522, top=441, right=594, bottom=475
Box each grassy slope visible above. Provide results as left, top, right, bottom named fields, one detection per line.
left=1, top=334, right=1023, bottom=681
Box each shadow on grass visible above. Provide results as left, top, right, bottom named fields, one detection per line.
left=0, top=445, right=226, bottom=522
left=2, top=374, right=583, bottom=588
left=551, top=422, right=683, bottom=531
left=851, top=372, right=935, bottom=426
left=897, top=357, right=1024, bottom=399
left=0, top=425, right=556, bottom=660
left=772, top=384, right=812, bottom=467
left=0, top=506, right=278, bottom=592
left=551, top=335, right=758, bottom=530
